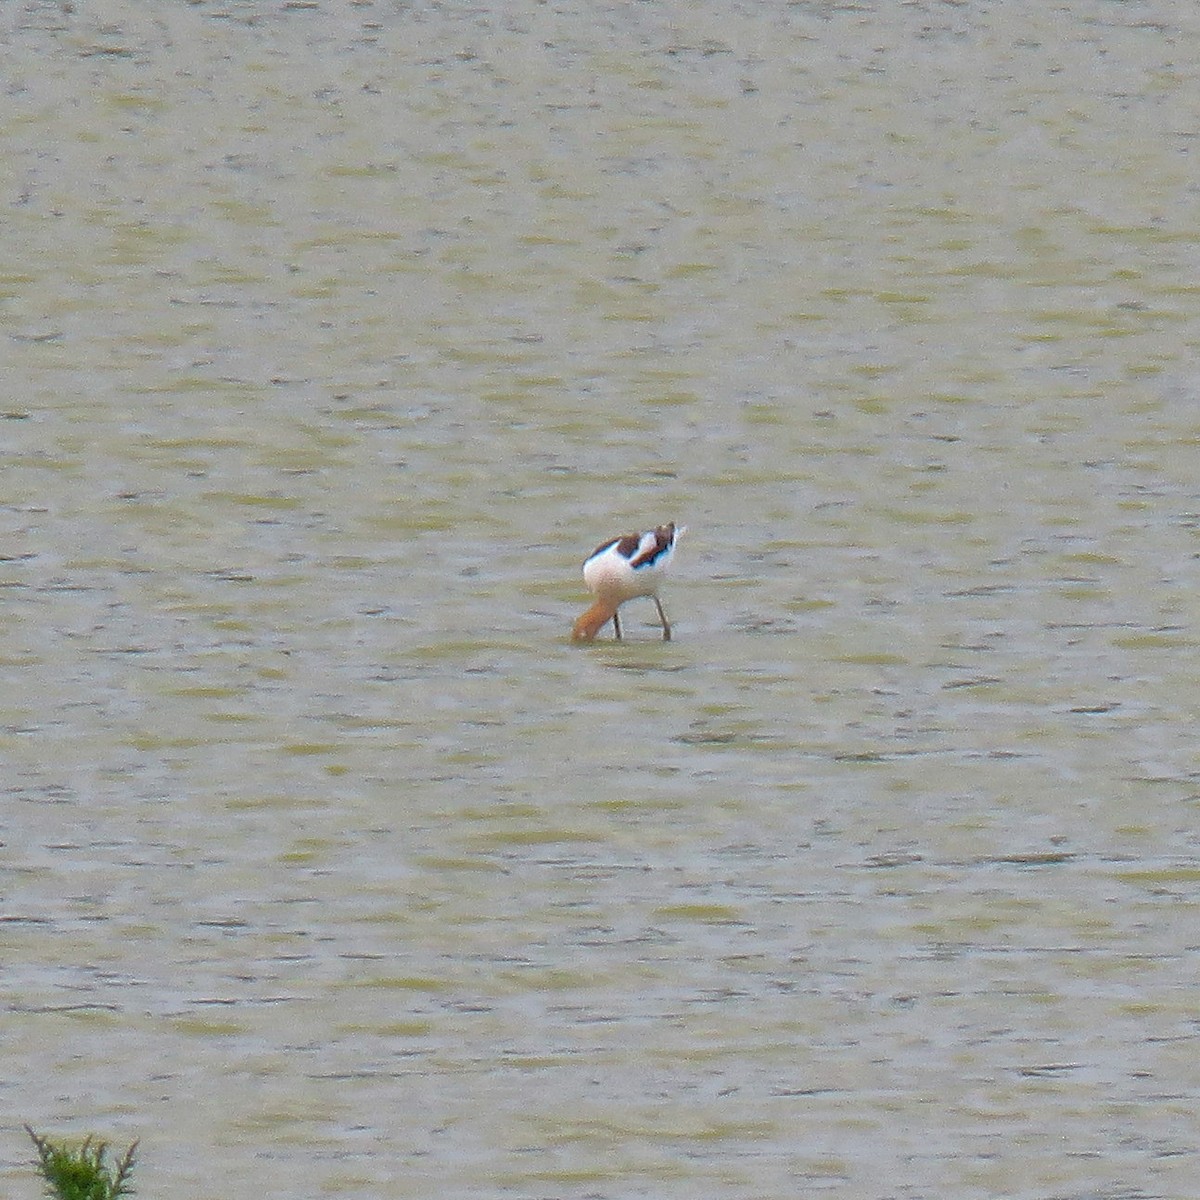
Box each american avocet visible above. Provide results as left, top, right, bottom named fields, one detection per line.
left=571, top=522, right=684, bottom=642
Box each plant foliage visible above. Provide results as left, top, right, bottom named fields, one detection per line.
left=24, top=1126, right=138, bottom=1200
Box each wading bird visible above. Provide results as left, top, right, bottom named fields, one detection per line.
left=571, top=522, right=683, bottom=642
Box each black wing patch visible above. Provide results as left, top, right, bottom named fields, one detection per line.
left=630, top=523, right=675, bottom=569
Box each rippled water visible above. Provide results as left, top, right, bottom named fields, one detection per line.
left=3, top=2, right=1200, bottom=1197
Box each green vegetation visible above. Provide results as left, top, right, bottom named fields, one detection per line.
left=24, top=1127, right=138, bottom=1200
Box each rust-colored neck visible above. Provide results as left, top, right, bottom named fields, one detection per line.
left=572, top=599, right=618, bottom=641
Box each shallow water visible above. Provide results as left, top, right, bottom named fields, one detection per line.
left=3, top=2, right=1200, bottom=1197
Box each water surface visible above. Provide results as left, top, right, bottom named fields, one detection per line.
left=3, top=2, right=1199, bottom=1197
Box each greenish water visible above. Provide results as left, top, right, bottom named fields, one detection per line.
left=3, top=2, right=1199, bottom=1197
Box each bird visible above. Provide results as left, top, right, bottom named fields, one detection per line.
left=571, top=522, right=683, bottom=642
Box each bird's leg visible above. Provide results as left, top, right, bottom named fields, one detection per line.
left=653, top=597, right=671, bottom=641
left=612, top=610, right=622, bottom=640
